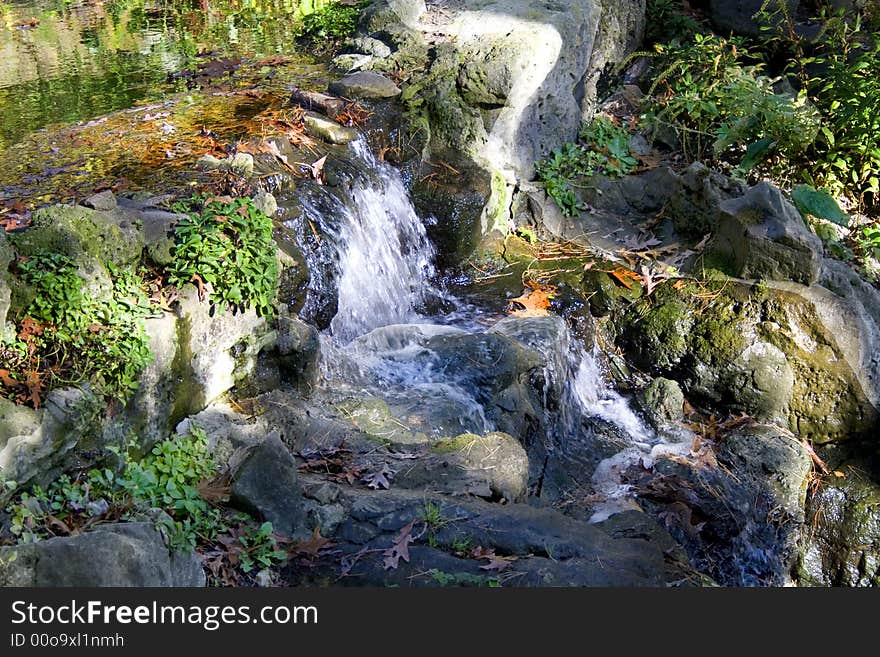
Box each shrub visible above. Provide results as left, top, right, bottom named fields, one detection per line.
left=298, top=1, right=364, bottom=40
left=168, top=195, right=279, bottom=317
left=1, top=251, right=152, bottom=405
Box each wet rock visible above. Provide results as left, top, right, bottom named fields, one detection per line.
left=303, top=111, right=359, bottom=144
left=395, top=431, right=529, bottom=502
left=799, top=469, right=880, bottom=586
left=641, top=377, right=684, bottom=427
left=231, top=434, right=305, bottom=538
left=291, top=482, right=696, bottom=587
left=275, top=306, right=320, bottom=389
left=708, top=0, right=799, bottom=37
left=196, top=152, right=254, bottom=177
left=710, top=182, right=823, bottom=285
left=629, top=423, right=811, bottom=585
left=0, top=521, right=204, bottom=587
left=329, top=71, right=401, bottom=98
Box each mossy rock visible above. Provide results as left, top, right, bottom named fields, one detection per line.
left=583, top=269, right=643, bottom=317
left=621, top=292, right=695, bottom=372
left=334, top=396, right=429, bottom=447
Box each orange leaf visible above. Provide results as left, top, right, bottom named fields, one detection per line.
left=508, top=281, right=556, bottom=317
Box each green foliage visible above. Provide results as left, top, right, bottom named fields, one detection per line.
left=644, top=34, right=818, bottom=167
left=645, top=0, right=702, bottom=45
left=5, top=426, right=223, bottom=551
left=853, top=225, right=880, bottom=261
left=536, top=116, right=637, bottom=216
left=168, top=195, right=279, bottom=317
left=791, top=184, right=851, bottom=226
left=298, top=1, right=364, bottom=40
left=237, top=522, right=288, bottom=573
left=5, top=251, right=152, bottom=402
left=428, top=569, right=501, bottom=588
left=122, top=426, right=223, bottom=549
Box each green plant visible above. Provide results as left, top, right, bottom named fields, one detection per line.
left=168, top=195, right=279, bottom=317
left=121, top=425, right=224, bottom=549
left=2, top=251, right=153, bottom=405
left=236, top=521, right=288, bottom=573
left=644, top=34, right=818, bottom=169
left=535, top=117, right=637, bottom=216
left=298, top=1, right=364, bottom=40
left=428, top=569, right=501, bottom=588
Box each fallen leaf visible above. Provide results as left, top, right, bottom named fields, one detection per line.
left=295, top=528, right=334, bottom=558
left=198, top=473, right=232, bottom=504
left=0, top=369, right=17, bottom=388
left=508, top=281, right=556, bottom=317
left=480, top=554, right=518, bottom=573
left=362, top=464, right=394, bottom=490
left=25, top=370, right=42, bottom=409
left=608, top=267, right=642, bottom=290
left=383, top=521, right=415, bottom=570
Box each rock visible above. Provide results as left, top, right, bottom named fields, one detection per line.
left=196, top=152, right=254, bottom=177
left=288, top=87, right=347, bottom=119
left=0, top=387, right=102, bottom=501
left=394, top=431, right=529, bottom=502
left=619, top=280, right=876, bottom=440
left=0, top=233, right=14, bottom=342
left=177, top=402, right=266, bottom=469
left=632, top=423, right=811, bottom=585
left=231, top=434, right=305, bottom=538
left=83, top=190, right=118, bottom=211
left=0, top=398, right=40, bottom=449
left=174, top=286, right=275, bottom=416
left=292, top=482, right=696, bottom=587
left=10, top=204, right=143, bottom=286
left=275, top=306, right=320, bottom=388
left=708, top=0, right=799, bottom=37
left=642, top=377, right=685, bottom=427
left=346, top=36, right=392, bottom=58
left=138, top=209, right=181, bottom=266
left=668, top=162, right=746, bottom=239
left=710, top=182, right=823, bottom=285
left=799, top=469, right=880, bottom=586
left=303, top=111, right=359, bottom=145
left=331, top=53, right=375, bottom=74
left=0, top=521, right=204, bottom=587
left=252, top=190, right=278, bottom=218
left=329, top=71, right=401, bottom=98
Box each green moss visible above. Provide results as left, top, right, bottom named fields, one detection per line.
left=692, top=300, right=747, bottom=365
left=583, top=270, right=643, bottom=317
left=622, top=294, right=696, bottom=372
left=484, top=170, right=512, bottom=235
left=431, top=433, right=482, bottom=454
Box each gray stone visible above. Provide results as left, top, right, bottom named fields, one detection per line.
left=668, top=161, right=746, bottom=238
left=799, top=469, right=880, bottom=586
left=139, top=209, right=182, bottom=266
left=231, top=433, right=305, bottom=538
left=331, top=53, right=375, bottom=74
left=253, top=191, right=278, bottom=218
left=346, top=36, right=392, bottom=58
left=0, top=522, right=205, bottom=587
left=83, top=190, right=118, bottom=211
left=303, top=111, right=359, bottom=145
left=175, top=286, right=275, bottom=416
left=196, top=152, right=254, bottom=178
left=275, top=305, right=320, bottom=388
left=711, top=182, right=823, bottom=284
left=176, top=402, right=265, bottom=468
left=642, top=377, right=684, bottom=427
left=0, top=233, right=12, bottom=342
left=725, top=341, right=795, bottom=423
left=0, top=398, right=40, bottom=448
left=329, top=71, right=401, bottom=98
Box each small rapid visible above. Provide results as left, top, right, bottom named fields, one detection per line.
left=282, top=135, right=689, bottom=521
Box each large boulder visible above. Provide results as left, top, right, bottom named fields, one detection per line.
left=230, top=433, right=305, bottom=538
left=0, top=521, right=204, bottom=587
left=710, top=182, right=823, bottom=285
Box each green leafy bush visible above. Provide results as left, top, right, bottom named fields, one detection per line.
left=237, top=522, right=288, bottom=573
left=645, top=0, right=702, bottom=45
left=3, top=251, right=152, bottom=404
left=298, top=1, right=364, bottom=40
left=536, top=116, right=637, bottom=216
left=168, top=195, right=279, bottom=317
left=644, top=34, right=819, bottom=167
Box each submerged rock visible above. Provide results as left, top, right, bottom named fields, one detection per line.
left=303, top=111, right=359, bottom=144
left=0, top=521, right=204, bottom=587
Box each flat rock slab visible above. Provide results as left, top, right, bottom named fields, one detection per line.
left=329, top=71, right=401, bottom=99
left=303, top=111, right=359, bottom=145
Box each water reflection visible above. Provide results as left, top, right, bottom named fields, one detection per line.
left=0, top=0, right=328, bottom=148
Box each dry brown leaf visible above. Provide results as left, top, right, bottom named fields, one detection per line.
left=508, top=281, right=555, bottom=317
left=295, top=528, right=334, bottom=558
left=198, top=473, right=232, bottom=504
left=383, top=521, right=415, bottom=570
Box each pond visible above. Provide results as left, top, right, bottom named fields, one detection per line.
left=0, top=0, right=332, bottom=150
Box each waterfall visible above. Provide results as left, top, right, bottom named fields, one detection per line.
left=329, top=139, right=438, bottom=341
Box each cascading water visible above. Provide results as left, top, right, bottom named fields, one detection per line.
left=290, top=134, right=689, bottom=522
left=329, top=139, right=439, bottom=342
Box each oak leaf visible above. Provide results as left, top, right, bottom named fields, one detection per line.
left=383, top=521, right=415, bottom=570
